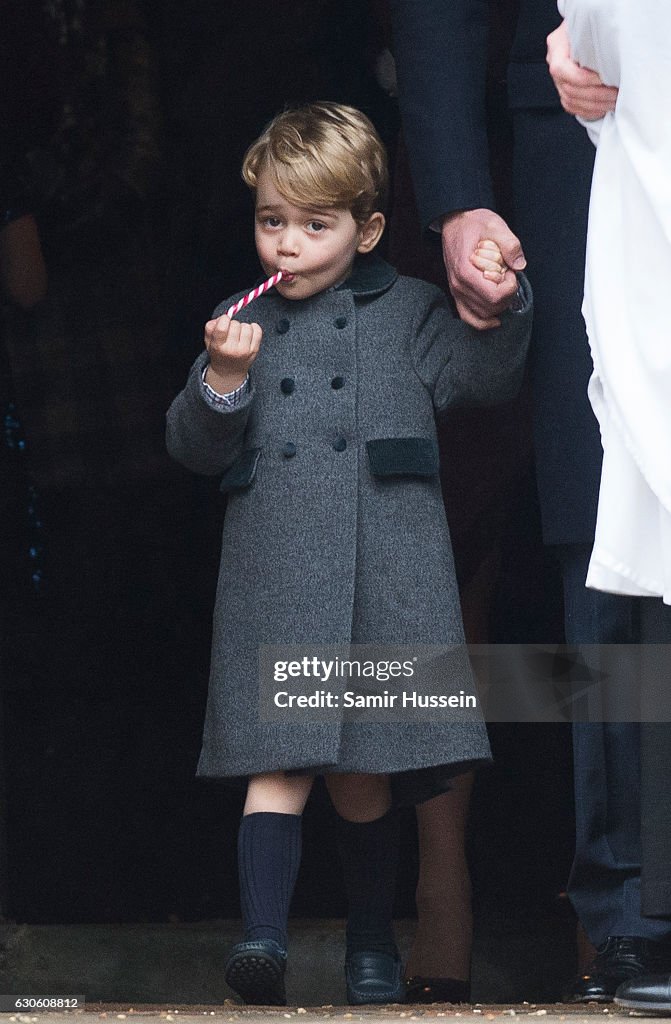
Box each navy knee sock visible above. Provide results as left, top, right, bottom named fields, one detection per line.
left=237, top=811, right=302, bottom=950
left=335, top=810, right=400, bottom=958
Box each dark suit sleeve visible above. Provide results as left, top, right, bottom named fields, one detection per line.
left=389, top=0, right=495, bottom=230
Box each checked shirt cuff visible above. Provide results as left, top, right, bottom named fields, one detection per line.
left=201, top=366, right=250, bottom=407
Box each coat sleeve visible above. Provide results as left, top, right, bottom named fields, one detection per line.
left=389, top=0, right=494, bottom=230
left=165, top=349, right=254, bottom=475
left=411, top=274, right=533, bottom=411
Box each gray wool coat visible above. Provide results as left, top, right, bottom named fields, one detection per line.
left=166, top=255, right=532, bottom=791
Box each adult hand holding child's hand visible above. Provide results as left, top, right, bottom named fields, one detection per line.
left=441, top=209, right=526, bottom=330
left=204, top=315, right=262, bottom=394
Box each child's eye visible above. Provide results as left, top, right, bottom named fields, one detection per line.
left=261, top=216, right=282, bottom=228
left=307, top=221, right=327, bottom=233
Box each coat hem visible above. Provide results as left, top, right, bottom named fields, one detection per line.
left=195, top=756, right=492, bottom=807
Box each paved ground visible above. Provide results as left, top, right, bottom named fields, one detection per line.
left=0, top=913, right=579, bottom=1008
left=0, top=1003, right=658, bottom=1023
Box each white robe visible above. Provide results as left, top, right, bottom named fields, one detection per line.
left=558, top=0, right=671, bottom=604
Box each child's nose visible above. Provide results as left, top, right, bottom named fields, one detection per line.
left=277, top=227, right=300, bottom=256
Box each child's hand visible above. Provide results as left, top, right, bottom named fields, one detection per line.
left=204, top=315, right=262, bottom=393
left=470, top=239, right=511, bottom=285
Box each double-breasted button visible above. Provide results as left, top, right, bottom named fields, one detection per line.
left=280, top=377, right=295, bottom=395
left=331, top=376, right=345, bottom=390
left=333, top=437, right=347, bottom=452
left=334, top=316, right=348, bottom=329
left=276, top=318, right=290, bottom=334
left=282, top=442, right=297, bottom=458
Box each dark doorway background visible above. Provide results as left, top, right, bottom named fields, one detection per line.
left=1, top=0, right=573, bottom=926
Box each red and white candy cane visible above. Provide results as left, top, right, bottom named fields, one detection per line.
left=226, top=271, right=283, bottom=318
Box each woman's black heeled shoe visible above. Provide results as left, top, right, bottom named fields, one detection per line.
left=405, top=976, right=471, bottom=1004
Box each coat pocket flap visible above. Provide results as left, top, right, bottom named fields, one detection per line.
left=366, top=437, right=439, bottom=478
left=219, top=448, right=261, bottom=493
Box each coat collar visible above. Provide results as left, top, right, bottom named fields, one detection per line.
left=335, top=253, right=398, bottom=297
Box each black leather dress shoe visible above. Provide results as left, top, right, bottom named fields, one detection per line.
left=616, top=973, right=671, bottom=1012
left=345, top=951, right=405, bottom=1004
left=225, top=939, right=287, bottom=1006
left=405, top=976, right=471, bottom=1004
left=568, top=936, right=666, bottom=1003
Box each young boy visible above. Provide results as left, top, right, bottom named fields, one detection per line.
left=166, top=102, right=531, bottom=1006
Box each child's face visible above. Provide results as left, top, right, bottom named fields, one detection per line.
left=254, top=170, right=383, bottom=301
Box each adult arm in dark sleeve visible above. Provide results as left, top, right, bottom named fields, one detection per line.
left=389, top=0, right=494, bottom=228
left=389, top=0, right=527, bottom=329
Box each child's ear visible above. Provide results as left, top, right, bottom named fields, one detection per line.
left=357, top=212, right=385, bottom=254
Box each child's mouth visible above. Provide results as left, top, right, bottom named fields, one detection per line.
left=279, top=270, right=296, bottom=283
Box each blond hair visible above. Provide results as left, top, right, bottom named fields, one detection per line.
left=242, top=102, right=388, bottom=223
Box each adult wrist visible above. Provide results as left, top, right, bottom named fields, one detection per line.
left=441, top=207, right=494, bottom=229
left=440, top=209, right=466, bottom=228
left=435, top=209, right=466, bottom=234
